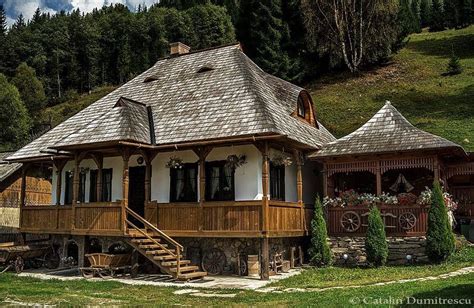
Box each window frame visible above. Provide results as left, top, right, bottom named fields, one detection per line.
left=270, top=163, right=286, bottom=201
left=205, top=160, right=235, bottom=202
left=297, top=96, right=306, bottom=118
left=169, top=163, right=198, bottom=202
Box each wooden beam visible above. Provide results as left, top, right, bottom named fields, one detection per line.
left=434, top=156, right=440, bottom=183
left=193, top=146, right=212, bottom=232
left=143, top=151, right=157, bottom=203
left=53, top=159, right=67, bottom=205
left=259, top=141, right=270, bottom=280
left=322, top=164, right=328, bottom=197
left=260, top=237, right=269, bottom=280
left=121, top=147, right=131, bottom=233
left=294, top=150, right=305, bottom=231
left=376, top=160, right=382, bottom=196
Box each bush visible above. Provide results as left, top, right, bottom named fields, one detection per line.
left=365, top=206, right=388, bottom=267
left=309, top=197, right=332, bottom=266
left=426, top=181, right=456, bottom=262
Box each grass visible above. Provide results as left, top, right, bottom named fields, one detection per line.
left=0, top=246, right=472, bottom=306
left=0, top=271, right=473, bottom=306
left=271, top=245, right=474, bottom=289
left=310, top=25, right=474, bottom=151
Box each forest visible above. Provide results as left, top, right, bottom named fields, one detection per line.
left=0, top=0, right=473, bottom=151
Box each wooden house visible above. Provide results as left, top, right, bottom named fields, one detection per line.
left=6, top=43, right=335, bottom=280
left=0, top=152, right=51, bottom=242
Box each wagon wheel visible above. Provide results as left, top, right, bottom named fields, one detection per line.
left=44, top=249, right=60, bottom=269
left=340, top=211, right=361, bottom=232
left=98, top=269, right=113, bottom=279
left=201, top=248, right=226, bottom=275
left=14, top=256, right=25, bottom=274
left=239, top=256, right=247, bottom=276
left=81, top=268, right=95, bottom=279
left=399, top=212, right=417, bottom=230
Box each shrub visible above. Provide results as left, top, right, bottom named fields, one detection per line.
left=365, top=206, right=388, bottom=267
left=309, top=197, right=332, bottom=266
left=426, top=181, right=456, bottom=262
left=445, top=49, right=463, bottom=76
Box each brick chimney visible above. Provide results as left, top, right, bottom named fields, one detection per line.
left=170, top=42, right=190, bottom=56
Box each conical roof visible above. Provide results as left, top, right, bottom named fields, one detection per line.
left=311, top=101, right=464, bottom=158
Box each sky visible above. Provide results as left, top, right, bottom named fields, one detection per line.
left=1, top=0, right=160, bottom=27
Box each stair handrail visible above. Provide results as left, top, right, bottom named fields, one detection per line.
left=125, top=207, right=183, bottom=250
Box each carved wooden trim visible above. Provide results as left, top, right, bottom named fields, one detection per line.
left=446, top=162, right=474, bottom=179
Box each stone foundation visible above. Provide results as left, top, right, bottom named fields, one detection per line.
left=330, top=236, right=428, bottom=266
left=177, top=237, right=307, bottom=275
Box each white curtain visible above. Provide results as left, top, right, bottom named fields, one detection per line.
left=189, top=168, right=196, bottom=195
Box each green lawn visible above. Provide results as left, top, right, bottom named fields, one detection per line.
left=271, top=246, right=474, bottom=289
left=310, top=26, right=474, bottom=151
left=0, top=246, right=473, bottom=306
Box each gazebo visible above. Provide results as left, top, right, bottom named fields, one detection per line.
left=309, top=101, right=469, bottom=236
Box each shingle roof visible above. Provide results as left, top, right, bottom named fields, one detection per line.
left=0, top=152, right=22, bottom=182
left=310, top=101, right=464, bottom=158
left=7, top=44, right=335, bottom=161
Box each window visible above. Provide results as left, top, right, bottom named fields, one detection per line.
left=206, top=161, right=235, bottom=201
left=89, top=169, right=113, bottom=202
left=78, top=172, right=86, bottom=203
left=170, top=163, right=198, bottom=202
left=64, top=171, right=73, bottom=205
left=270, top=163, right=285, bottom=201
left=89, top=170, right=98, bottom=202
left=297, top=96, right=306, bottom=118
left=102, top=169, right=113, bottom=202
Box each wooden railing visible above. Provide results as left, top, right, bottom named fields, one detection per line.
left=21, top=205, right=72, bottom=233
left=327, top=205, right=429, bottom=236
left=451, top=186, right=474, bottom=218
left=268, top=201, right=303, bottom=233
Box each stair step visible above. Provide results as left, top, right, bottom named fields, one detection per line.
left=178, top=271, right=208, bottom=280
left=170, top=265, right=199, bottom=273
left=153, top=254, right=181, bottom=261
left=131, top=238, right=161, bottom=244
left=161, top=260, right=191, bottom=266
left=139, top=244, right=168, bottom=249
left=145, top=249, right=176, bottom=255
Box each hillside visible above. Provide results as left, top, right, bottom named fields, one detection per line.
left=310, top=26, right=474, bottom=151
left=45, top=26, right=474, bottom=151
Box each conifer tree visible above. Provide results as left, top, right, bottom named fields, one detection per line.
left=420, top=0, right=432, bottom=27
left=309, top=197, right=332, bottom=266
left=446, top=48, right=463, bottom=75
left=365, top=206, right=388, bottom=267
left=430, top=0, right=446, bottom=31
left=426, top=181, right=456, bottom=262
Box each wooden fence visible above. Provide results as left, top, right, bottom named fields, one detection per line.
left=0, top=177, right=51, bottom=207
left=327, top=205, right=429, bottom=236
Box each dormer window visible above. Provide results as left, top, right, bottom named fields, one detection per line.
left=197, top=66, right=214, bottom=73
left=297, top=96, right=306, bottom=118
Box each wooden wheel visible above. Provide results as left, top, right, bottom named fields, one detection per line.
left=201, top=248, right=226, bottom=275
left=340, top=211, right=361, bottom=232
left=14, top=256, right=25, bottom=274
left=239, top=256, right=247, bottom=276
left=81, top=268, right=95, bottom=279
left=399, top=212, right=417, bottom=230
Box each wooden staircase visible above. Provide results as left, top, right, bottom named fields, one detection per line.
left=125, top=208, right=207, bottom=281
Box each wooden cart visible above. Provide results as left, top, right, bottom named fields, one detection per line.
left=80, top=253, right=136, bottom=279
left=0, top=242, right=59, bottom=273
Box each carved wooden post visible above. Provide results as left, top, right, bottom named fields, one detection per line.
left=294, top=150, right=304, bottom=231
left=53, top=160, right=67, bottom=205
left=433, top=157, right=440, bottom=183
left=19, top=164, right=28, bottom=235
left=72, top=152, right=81, bottom=205
left=144, top=151, right=157, bottom=203
left=376, top=160, right=382, bottom=196
left=322, top=164, right=328, bottom=197
left=121, top=148, right=131, bottom=234
left=193, top=147, right=212, bottom=232
left=260, top=141, right=270, bottom=280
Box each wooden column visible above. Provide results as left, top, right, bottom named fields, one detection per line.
left=294, top=150, right=304, bottom=231
left=53, top=160, right=67, bottom=205
left=121, top=148, right=131, bottom=233
left=19, top=165, right=28, bottom=234
left=376, top=160, right=382, bottom=196
left=433, top=157, right=440, bottom=183
left=259, top=141, right=270, bottom=280
left=72, top=152, right=81, bottom=204
left=143, top=151, right=157, bottom=203
left=322, top=164, right=328, bottom=197
left=193, top=147, right=212, bottom=232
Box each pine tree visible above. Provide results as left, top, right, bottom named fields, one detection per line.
left=420, top=0, right=432, bottom=27
left=0, top=5, right=6, bottom=36
left=460, top=0, right=473, bottom=27
left=430, top=0, right=446, bottom=31
left=309, top=197, right=332, bottom=266
left=411, top=0, right=423, bottom=32
left=426, top=181, right=456, bottom=262
left=365, top=206, right=388, bottom=267
left=446, top=48, right=463, bottom=75
left=11, top=63, right=47, bottom=119
left=0, top=74, right=31, bottom=150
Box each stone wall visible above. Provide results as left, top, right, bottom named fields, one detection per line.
left=330, top=236, right=427, bottom=266
left=177, top=237, right=306, bottom=275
